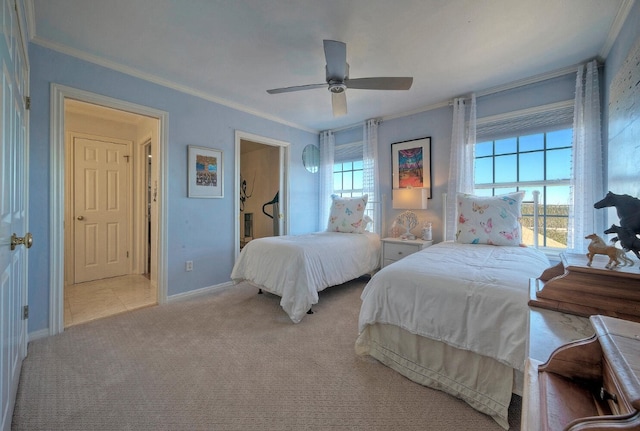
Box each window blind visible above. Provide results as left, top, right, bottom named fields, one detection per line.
left=334, top=141, right=363, bottom=163
left=476, top=100, right=574, bottom=141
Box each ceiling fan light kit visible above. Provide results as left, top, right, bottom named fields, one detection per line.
left=267, top=39, right=413, bottom=117
left=328, top=82, right=347, bottom=93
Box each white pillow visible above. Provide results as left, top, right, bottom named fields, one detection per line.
left=455, top=191, right=525, bottom=246
left=327, top=194, right=368, bottom=233
left=363, top=215, right=373, bottom=232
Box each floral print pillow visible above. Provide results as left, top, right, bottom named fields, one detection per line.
left=455, top=191, right=524, bottom=246
left=327, top=194, right=368, bottom=233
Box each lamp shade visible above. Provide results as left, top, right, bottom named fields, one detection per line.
left=392, top=188, right=428, bottom=210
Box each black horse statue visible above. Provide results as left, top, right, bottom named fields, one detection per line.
left=594, top=191, right=640, bottom=235
left=603, top=224, right=640, bottom=260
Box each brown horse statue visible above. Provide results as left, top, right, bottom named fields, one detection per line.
left=585, top=233, right=633, bottom=269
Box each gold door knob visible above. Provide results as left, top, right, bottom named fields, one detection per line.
left=77, top=216, right=84, bottom=220
left=10, top=232, right=33, bottom=250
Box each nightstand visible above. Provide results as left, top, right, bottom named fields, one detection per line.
left=381, top=237, right=433, bottom=268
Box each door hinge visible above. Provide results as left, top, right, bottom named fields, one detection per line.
left=23, top=305, right=29, bottom=319
left=25, top=96, right=30, bottom=110
left=126, top=251, right=129, bottom=258
left=124, top=155, right=130, bottom=163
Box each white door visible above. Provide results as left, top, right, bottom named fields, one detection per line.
left=74, top=137, right=131, bottom=283
left=0, top=1, right=29, bottom=430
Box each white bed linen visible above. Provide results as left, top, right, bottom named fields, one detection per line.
left=358, top=241, right=549, bottom=371
left=355, top=323, right=520, bottom=430
left=231, top=231, right=380, bottom=323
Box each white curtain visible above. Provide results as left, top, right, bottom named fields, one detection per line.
left=567, top=60, right=604, bottom=253
left=363, top=119, right=381, bottom=234
left=445, top=94, right=476, bottom=241
left=318, top=130, right=335, bottom=230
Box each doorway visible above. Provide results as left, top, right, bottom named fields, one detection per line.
left=234, top=131, right=289, bottom=259
left=63, top=99, right=159, bottom=326
left=50, top=84, right=169, bottom=335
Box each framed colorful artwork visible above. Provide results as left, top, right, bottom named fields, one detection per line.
left=391, top=137, right=432, bottom=197
left=188, top=145, right=223, bottom=198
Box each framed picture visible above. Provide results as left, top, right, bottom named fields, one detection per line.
left=188, top=145, right=223, bottom=198
left=391, top=137, right=432, bottom=197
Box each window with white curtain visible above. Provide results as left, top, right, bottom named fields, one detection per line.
left=332, top=141, right=364, bottom=197
left=473, top=101, right=573, bottom=249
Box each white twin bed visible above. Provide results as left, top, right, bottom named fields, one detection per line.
left=231, top=230, right=380, bottom=323
left=356, top=191, right=549, bottom=429
left=231, top=194, right=381, bottom=323
left=356, top=241, right=549, bottom=429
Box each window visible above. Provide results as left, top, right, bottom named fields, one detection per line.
left=332, top=141, right=364, bottom=198
left=474, top=128, right=572, bottom=249
left=333, top=160, right=363, bottom=197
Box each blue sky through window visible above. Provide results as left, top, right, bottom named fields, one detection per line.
left=475, top=128, right=572, bottom=205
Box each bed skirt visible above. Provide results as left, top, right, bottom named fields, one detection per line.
left=355, top=323, right=522, bottom=430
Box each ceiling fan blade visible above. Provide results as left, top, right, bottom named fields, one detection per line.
left=332, top=92, right=347, bottom=117
left=324, top=40, right=347, bottom=80
left=267, top=83, right=326, bottom=94
left=345, top=77, right=413, bottom=90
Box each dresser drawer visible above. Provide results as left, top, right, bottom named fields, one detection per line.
left=603, top=355, right=635, bottom=415
left=383, top=242, right=420, bottom=261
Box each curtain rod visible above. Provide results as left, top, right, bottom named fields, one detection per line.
left=449, top=58, right=603, bottom=105
left=327, top=118, right=382, bottom=134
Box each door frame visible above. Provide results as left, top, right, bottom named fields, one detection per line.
left=234, top=130, right=289, bottom=259
left=50, top=84, right=169, bottom=336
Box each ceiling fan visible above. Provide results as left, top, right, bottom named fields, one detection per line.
left=266, top=40, right=413, bottom=117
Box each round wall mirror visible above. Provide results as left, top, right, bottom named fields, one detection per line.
left=302, top=144, right=320, bottom=173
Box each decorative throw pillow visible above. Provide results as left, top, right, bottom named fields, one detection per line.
left=363, top=215, right=373, bottom=232
left=455, top=191, right=525, bottom=246
left=327, top=194, right=368, bottom=233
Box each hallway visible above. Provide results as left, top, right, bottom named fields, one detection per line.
left=64, top=274, right=157, bottom=327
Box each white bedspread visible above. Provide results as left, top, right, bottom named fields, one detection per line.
left=231, top=231, right=380, bottom=323
left=358, top=241, right=550, bottom=371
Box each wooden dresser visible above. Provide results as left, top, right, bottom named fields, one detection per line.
left=529, top=252, right=640, bottom=323
left=523, top=314, right=640, bottom=430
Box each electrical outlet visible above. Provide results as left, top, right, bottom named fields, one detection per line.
left=185, top=261, right=193, bottom=271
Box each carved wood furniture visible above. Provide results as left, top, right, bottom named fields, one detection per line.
left=524, top=315, right=640, bottom=430
left=529, top=253, right=640, bottom=323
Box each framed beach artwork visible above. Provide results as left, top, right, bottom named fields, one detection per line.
left=188, top=145, right=223, bottom=198
left=391, top=137, right=432, bottom=198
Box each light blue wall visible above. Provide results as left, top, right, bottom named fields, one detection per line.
left=28, top=44, right=318, bottom=333
left=602, top=0, right=640, bottom=197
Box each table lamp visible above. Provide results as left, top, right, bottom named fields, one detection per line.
left=392, top=187, right=428, bottom=240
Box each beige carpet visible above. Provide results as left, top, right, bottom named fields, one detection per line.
left=12, top=278, right=521, bottom=430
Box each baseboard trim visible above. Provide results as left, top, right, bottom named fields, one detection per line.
left=28, top=328, right=51, bottom=342
left=167, top=281, right=235, bottom=303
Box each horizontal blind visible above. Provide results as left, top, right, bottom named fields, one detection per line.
left=334, top=141, right=363, bottom=163
left=476, top=100, right=574, bottom=141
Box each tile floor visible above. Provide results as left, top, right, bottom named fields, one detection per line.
left=64, top=274, right=157, bottom=327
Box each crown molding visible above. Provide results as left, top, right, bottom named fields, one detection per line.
left=599, top=0, right=636, bottom=59
left=30, top=36, right=317, bottom=134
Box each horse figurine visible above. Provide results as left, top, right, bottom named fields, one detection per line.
left=585, top=233, right=633, bottom=269
left=594, top=191, right=640, bottom=235
left=603, top=224, right=640, bottom=260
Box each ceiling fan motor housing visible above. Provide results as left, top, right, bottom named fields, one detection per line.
left=328, top=82, right=347, bottom=93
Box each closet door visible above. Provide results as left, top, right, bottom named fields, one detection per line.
left=0, top=1, right=30, bottom=430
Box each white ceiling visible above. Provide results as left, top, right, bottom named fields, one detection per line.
left=29, top=0, right=630, bottom=132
